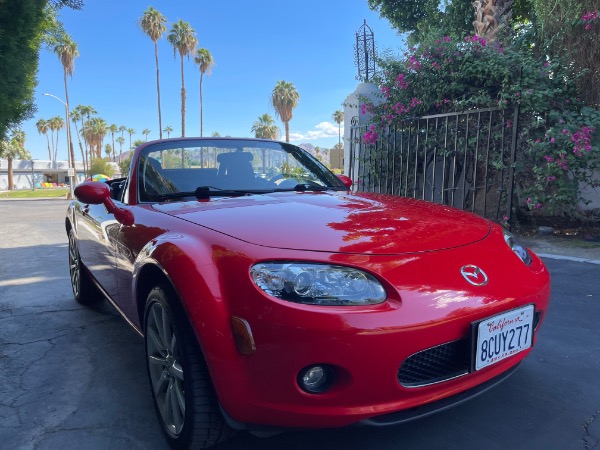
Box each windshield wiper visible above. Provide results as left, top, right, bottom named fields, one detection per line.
left=152, top=186, right=262, bottom=201
left=274, top=184, right=329, bottom=192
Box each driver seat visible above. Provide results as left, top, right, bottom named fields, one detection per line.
left=217, top=151, right=255, bottom=188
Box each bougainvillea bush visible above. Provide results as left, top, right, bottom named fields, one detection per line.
left=363, top=27, right=600, bottom=218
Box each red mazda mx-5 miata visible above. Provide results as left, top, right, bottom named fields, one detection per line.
left=67, top=138, right=550, bottom=449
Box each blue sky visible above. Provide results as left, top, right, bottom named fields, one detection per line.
left=22, top=1, right=405, bottom=161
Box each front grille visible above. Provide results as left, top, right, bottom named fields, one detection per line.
left=398, top=339, right=470, bottom=387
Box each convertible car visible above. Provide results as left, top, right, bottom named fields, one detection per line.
left=67, top=138, right=550, bottom=449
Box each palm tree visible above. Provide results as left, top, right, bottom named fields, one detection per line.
left=194, top=48, right=214, bottom=137
left=271, top=80, right=299, bottom=143
left=78, top=105, right=97, bottom=164
left=53, top=33, right=78, bottom=171
left=119, top=125, right=126, bottom=140
left=167, top=20, right=198, bottom=137
left=332, top=110, right=344, bottom=146
left=104, top=143, right=113, bottom=160
left=252, top=114, right=279, bottom=172
left=116, top=136, right=125, bottom=161
left=163, top=125, right=173, bottom=138
left=127, top=128, right=135, bottom=151
left=0, top=130, right=31, bottom=190
left=69, top=109, right=87, bottom=173
left=139, top=7, right=167, bottom=139
left=251, top=113, right=279, bottom=140
left=82, top=117, right=107, bottom=159
left=142, top=128, right=151, bottom=141
left=109, top=124, right=118, bottom=161
left=48, top=116, right=64, bottom=163
left=36, top=119, right=52, bottom=160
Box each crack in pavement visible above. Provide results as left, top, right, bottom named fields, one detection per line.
left=583, top=410, right=600, bottom=449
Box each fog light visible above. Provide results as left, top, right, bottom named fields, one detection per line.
left=298, top=365, right=334, bottom=393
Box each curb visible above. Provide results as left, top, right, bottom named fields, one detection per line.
left=536, top=253, right=600, bottom=265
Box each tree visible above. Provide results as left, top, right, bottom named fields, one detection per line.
left=194, top=48, right=214, bottom=137
left=251, top=114, right=279, bottom=140
left=167, top=20, right=197, bottom=137
left=79, top=104, right=96, bottom=164
left=116, top=136, right=125, bottom=161
left=0, top=130, right=32, bottom=190
left=48, top=115, right=64, bottom=162
left=36, top=118, right=52, bottom=160
left=53, top=32, right=78, bottom=171
left=0, top=2, right=48, bottom=142
left=127, top=128, right=135, bottom=150
left=88, top=157, right=114, bottom=178
left=163, top=125, right=173, bottom=138
left=82, top=117, right=107, bottom=159
left=139, top=7, right=167, bottom=139
left=271, top=80, right=299, bottom=143
left=133, top=139, right=145, bottom=148
left=366, top=0, right=532, bottom=44
left=142, top=128, right=151, bottom=141
left=69, top=108, right=87, bottom=172
left=109, top=123, right=118, bottom=161
left=332, top=110, right=344, bottom=146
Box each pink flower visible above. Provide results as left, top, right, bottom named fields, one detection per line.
left=363, top=125, right=379, bottom=145
left=550, top=138, right=555, bottom=143
left=544, top=155, right=554, bottom=162
left=546, top=176, right=556, bottom=182
left=394, top=73, right=408, bottom=89
left=535, top=203, right=542, bottom=209
left=581, top=10, right=598, bottom=21
left=381, top=85, right=391, bottom=98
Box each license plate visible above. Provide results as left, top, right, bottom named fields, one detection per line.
left=474, top=305, right=535, bottom=371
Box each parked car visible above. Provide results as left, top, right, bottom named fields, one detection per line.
left=67, top=137, right=550, bottom=449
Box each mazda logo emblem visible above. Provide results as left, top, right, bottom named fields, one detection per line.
left=460, top=265, right=488, bottom=286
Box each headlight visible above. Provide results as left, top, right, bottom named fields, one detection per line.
left=503, top=230, right=532, bottom=266
left=250, top=262, right=387, bottom=306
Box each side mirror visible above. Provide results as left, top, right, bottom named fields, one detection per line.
left=74, top=181, right=134, bottom=226
left=336, top=174, right=353, bottom=189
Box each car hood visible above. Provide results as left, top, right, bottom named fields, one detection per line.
left=152, top=191, right=491, bottom=255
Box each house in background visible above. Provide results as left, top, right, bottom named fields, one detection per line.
left=0, top=159, right=120, bottom=190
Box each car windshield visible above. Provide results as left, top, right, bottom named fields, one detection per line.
left=137, top=139, right=347, bottom=202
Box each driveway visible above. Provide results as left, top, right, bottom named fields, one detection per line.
left=0, top=199, right=598, bottom=449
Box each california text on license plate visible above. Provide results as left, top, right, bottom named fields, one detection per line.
left=474, top=305, right=534, bottom=371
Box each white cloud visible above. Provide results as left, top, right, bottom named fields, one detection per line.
left=289, top=121, right=344, bottom=141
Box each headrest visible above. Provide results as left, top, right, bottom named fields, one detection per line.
left=217, top=151, right=253, bottom=163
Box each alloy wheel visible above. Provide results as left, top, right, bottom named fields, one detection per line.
left=146, top=301, right=186, bottom=436
left=68, top=232, right=80, bottom=298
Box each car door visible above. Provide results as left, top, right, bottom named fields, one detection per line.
left=75, top=201, right=119, bottom=301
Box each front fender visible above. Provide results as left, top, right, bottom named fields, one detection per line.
left=133, top=234, right=239, bottom=375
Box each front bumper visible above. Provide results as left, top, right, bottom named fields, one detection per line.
left=201, top=232, right=551, bottom=429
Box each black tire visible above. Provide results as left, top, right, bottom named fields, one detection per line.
left=144, top=286, right=234, bottom=449
left=68, top=229, right=103, bottom=306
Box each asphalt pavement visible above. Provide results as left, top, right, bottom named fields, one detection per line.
left=0, top=198, right=598, bottom=450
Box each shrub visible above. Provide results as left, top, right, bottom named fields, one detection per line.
left=363, top=34, right=600, bottom=218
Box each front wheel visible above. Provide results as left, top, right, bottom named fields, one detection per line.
left=144, top=286, right=233, bottom=449
left=68, top=229, right=102, bottom=306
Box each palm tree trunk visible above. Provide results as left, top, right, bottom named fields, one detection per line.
left=180, top=55, right=186, bottom=137
left=285, top=121, right=290, bottom=143
left=45, top=133, right=51, bottom=160
left=154, top=41, right=163, bottom=139
left=7, top=157, right=13, bottom=190
left=199, top=72, right=203, bottom=137
left=338, top=123, right=341, bottom=145
left=64, top=69, right=76, bottom=175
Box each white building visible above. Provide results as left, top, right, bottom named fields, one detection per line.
left=0, top=159, right=120, bottom=190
